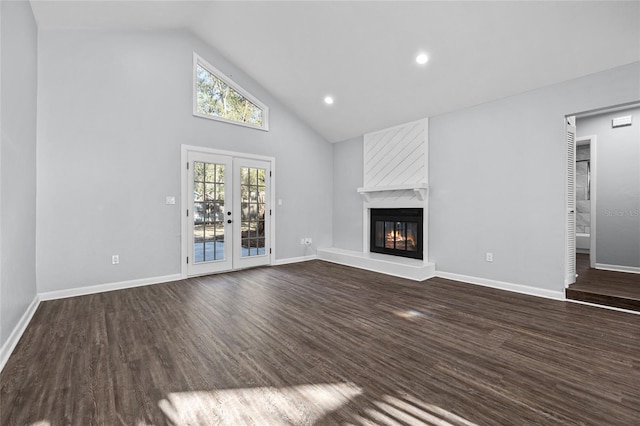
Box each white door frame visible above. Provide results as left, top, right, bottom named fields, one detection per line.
left=564, top=116, right=577, bottom=287
left=565, top=101, right=640, bottom=284
left=181, top=144, right=276, bottom=278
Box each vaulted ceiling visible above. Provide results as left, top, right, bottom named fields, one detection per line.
left=30, top=1, right=640, bottom=142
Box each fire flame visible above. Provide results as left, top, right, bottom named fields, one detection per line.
left=386, top=230, right=416, bottom=249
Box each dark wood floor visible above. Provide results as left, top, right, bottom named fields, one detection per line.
left=567, top=253, right=640, bottom=311
left=2, top=261, right=639, bottom=425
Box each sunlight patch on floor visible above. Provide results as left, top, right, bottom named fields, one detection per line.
left=379, top=395, right=478, bottom=426
left=394, top=309, right=424, bottom=319
left=158, top=382, right=362, bottom=424
left=345, top=394, right=478, bottom=426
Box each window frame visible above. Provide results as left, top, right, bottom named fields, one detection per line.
left=193, top=52, right=269, bottom=131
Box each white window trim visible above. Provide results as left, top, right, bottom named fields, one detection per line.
left=193, top=52, right=269, bottom=131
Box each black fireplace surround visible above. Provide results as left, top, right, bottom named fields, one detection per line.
left=370, top=208, right=423, bottom=260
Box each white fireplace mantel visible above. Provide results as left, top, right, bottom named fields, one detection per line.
left=318, top=118, right=435, bottom=281
left=357, top=182, right=428, bottom=202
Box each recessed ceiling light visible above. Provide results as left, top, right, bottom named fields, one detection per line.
left=324, top=96, right=334, bottom=105
left=416, top=53, right=429, bottom=65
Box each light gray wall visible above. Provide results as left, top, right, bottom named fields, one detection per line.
left=577, top=107, right=640, bottom=268
left=330, top=63, right=640, bottom=291
left=0, top=1, right=38, bottom=347
left=332, top=136, right=363, bottom=251
left=575, top=145, right=591, bottom=234
left=36, top=29, right=333, bottom=293
left=429, top=62, right=640, bottom=291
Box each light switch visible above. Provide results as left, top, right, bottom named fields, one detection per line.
left=165, top=196, right=176, bottom=205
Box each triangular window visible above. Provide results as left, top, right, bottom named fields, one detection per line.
left=193, top=53, right=268, bottom=131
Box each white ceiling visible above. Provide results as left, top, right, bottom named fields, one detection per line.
left=30, top=1, right=640, bottom=142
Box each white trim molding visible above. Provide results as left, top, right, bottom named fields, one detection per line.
left=318, top=248, right=436, bottom=281
left=0, top=295, right=40, bottom=373
left=38, top=274, right=183, bottom=301
left=193, top=52, right=269, bottom=131
left=595, top=264, right=640, bottom=274
left=357, top=183, right=428, bottom=203
left=274, top=255, right=318, bottom=266
left=435, top=271, right=565, bottom=301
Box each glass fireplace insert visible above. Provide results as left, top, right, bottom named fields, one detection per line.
left=370, top=208, right=423, bottom=260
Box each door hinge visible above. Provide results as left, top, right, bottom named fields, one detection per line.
left=270, top=209, right=272, bottom=215
left=187, top=162, right=189, bottom=170
left=186, top=256, right=189, bottom=264
left=269, top=171, right=272, bottom=177
left=186, top=209, right=189, bottom=217
left=270, top=248, right=272, bottom=254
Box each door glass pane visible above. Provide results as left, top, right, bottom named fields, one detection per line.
left=407, top=222, right=418, bottom=252
left=396, top=222, right=406, bottom=250
left=194, top=161, right=225, bottom=263
left=205, top=163, right=216, bottom=182
left=384, top=221, right=395, bottom=249
left=194, top=162, right=205, bottom=182
left=194, top=183, right=204, bottom=202
left=240, top=167, right=266, bottom=258
left=204, top=183, right=215, bottom=201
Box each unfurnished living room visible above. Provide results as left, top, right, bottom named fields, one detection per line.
left=1, top=1, right=639, bottom=424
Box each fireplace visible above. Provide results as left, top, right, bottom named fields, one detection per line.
left=370, top=208, right=423, bottom=259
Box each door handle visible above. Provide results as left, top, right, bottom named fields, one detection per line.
left=227, top=219, right=232, bottom=224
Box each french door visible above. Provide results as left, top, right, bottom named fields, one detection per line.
left=232, top=158, right=271, bottom=269
left=184, top=148, right=272, bottom=277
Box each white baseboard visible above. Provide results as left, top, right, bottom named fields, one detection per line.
left=317, top=248, right=436, bottom=281
left=0, top=295, right=40, bottom=373
left=595, top=263, right=640, bottom=274
left=435, top=271, right=565, bottom=301
left=2, top=274, right=184, bottom=373
left=274, top=255, right=318, bottom=266
left=38, top=273, right=184, bottom=301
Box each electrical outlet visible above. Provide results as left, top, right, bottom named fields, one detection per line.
left=304, top=238, right=312, bottom=245
left=486, top=252, right=493, bottom=262
left=112, top=255, right=120, bottom=265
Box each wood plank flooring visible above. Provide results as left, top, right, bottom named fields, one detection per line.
left=567, top=254, right=640, bottom=311
left=2, top=260, right=639, bottom=425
